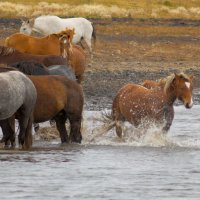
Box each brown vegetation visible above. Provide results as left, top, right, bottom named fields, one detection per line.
left=0, top=1, right=200, bottom=19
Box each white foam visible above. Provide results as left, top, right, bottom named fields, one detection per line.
left=81, top=107, right=200, bottom=149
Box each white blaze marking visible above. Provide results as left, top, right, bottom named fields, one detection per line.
left=189, top=98, right=193, bottom=108
left=185, top=82, right=190, bottom=89
left=63, top=49, right=67, bottom=58
left=63, top=39, right=67, bottom=44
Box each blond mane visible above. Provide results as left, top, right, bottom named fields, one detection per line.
left=52, top=28, right=75, bottom=43
left=162, top=72, right=190, bottom=94
left=0, top=46, right=15, bottom=56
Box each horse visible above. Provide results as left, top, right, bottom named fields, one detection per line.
left=0, top=70, right=37, bottom=149
left=5, top=29, right=86, bottom=83
left=0, top=46, right=68, bottom=67
left=105, top=73, right=193, bottom=138
left=59, top=29, right=85, bottom=82
left=10, top=61, right=49, bottom=75
left=48, top=65, right=76, bottom=81
left=10, top=61, right=76, bottom=81
left=20, top=15, right=96, bottom=52
left=9, top=61, right=77, bottom=132
left=0, top=66, right=84, bottom=144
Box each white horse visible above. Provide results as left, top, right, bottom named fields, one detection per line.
left=20, top=15, right=96, bottom=52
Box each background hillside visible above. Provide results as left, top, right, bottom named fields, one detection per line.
left=1, top=0, right=200, bottom=19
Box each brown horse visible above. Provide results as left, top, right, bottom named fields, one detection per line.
left=108, top=73, right=193, bottom=138
left=30, top=75, right=84, bottom=143
left=5, top=29, right=86, bottom=83
left=0, top=66, right=84, bottom=144
left=0, top=46, right=68, bottom=67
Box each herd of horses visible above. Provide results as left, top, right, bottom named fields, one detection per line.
left=0, top=15, right=194, bottom=150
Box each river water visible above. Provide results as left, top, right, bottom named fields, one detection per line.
left=0, top=105, right=200, bottom=199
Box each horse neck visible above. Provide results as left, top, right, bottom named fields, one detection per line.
left=164, top=86, right=177, bottom=106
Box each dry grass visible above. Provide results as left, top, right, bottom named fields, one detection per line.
left=0, top=0, right=200, bottom=19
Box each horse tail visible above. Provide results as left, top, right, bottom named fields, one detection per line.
left=91, top=22, right=96, bottom=45
left=89, top=110, right=115, bottom=142
left=101, top=110, right=116, bottom=132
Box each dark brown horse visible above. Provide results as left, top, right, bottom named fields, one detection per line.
left=0, top=66, right=84, bottom=145
left=0, top=46, right=68, bottom=67
left=106, top=73, right=193, bottom=138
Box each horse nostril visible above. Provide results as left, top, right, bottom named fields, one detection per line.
left=186, top=102, right=193, bottom=109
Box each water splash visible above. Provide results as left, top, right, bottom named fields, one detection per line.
left=82, top=109, right=200, bottom=149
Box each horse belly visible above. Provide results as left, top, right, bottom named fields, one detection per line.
left=33, top=94, right=65, bottom=123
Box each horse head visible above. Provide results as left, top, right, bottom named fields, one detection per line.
left=53, top=28, right=75, bottom=59
left=20, top=18, right=35, bottom=35
left=164, top=73, right=193, bottom=109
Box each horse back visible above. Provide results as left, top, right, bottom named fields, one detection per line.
left=5, top=33, right=30, bottom=53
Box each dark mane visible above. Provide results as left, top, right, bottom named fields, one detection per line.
left=0, top=46, right=16, bottom=56
left=10, top=61, right=50, bottom=75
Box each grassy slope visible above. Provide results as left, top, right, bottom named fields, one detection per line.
left=0, top=0, right=200, bottom=18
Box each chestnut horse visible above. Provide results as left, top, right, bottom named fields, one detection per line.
left=59, top=29, right=85, bottom=83
left=107, top=73, right=193, bottom=137
left=0, top=66, right=84, bottom=144
left=0, top=70, right=37, bottom=149
left=5, top=29, right=86, bottom=82
left=0, top=46, right=68, bottom=67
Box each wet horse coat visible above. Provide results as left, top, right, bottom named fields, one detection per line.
left=111, top=73, right=193, bottom=137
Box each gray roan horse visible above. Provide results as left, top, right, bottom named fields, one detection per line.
left=0, top=71, right=37, bottom=149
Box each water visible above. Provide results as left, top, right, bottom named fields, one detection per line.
left=0, top=106, right=200, bottom=199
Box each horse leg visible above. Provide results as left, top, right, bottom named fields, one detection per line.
left=33, top=123, right=40, bottom=132
left=54, top=115, right=69, bottom=143
left=84, top=37, right=92, bottom=53
left=24, top=114, right=34, bottom=150
left=79, top=38, right=85, bottom=50
left=18, top=109, right=31, bottom=149
left=68, top=115, right=82, bottom=143
left=116, top=120, right=123, bottom=138
left=0, top=117, right=15, bottom=148
left=162, top=105, right=174, bottom=133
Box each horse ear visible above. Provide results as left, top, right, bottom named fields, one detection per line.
left=189, top=75, right=193, bottom=81
left=20, top=18, right=25, bottom=23
left=174, top=73, right=179, bottom=81
left=27, top=18, right=34, bottom=26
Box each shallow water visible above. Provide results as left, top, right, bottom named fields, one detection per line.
left=0, top=106, right=200, bottom=199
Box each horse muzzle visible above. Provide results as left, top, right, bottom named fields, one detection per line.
left=185, top=100, right=193, bottom=109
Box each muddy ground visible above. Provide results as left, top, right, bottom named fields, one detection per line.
left=0, top=18, right=200, bottom=110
